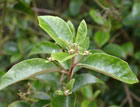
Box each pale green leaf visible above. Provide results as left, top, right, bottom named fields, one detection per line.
left=94, top=30, right=110, bottom=47
left=38, top=16, right=73, bottom=48
left=76, top=20, right=87, bottom=46
left=121, top=42, right=134, bottom=56
left=29, top=41, right=60, bottom=55
left=90, top=9, right=104, bottom=25
left=0, top=58, right=59, bottom=90
left=79, top=53, right=139, bottom=84
left=52, top=52, right=76, bottom=62
left=68, top=79, right=75, bottom=90
left=67, top=21, right=75, bottom=38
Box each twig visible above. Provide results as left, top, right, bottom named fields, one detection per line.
left=120, top=97, right=127, bottom=107
left=123, top=84, right=133, bottom=107
left=130, top=91, right=140, bottom=102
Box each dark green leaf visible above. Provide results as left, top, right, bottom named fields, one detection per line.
left=51, top=94, right=75, bottom=107
left=103, top=44, right=126, bottom=58
left=79, top=53, right=139, bottom=84
left=72, top=74, right=103, bottom=92
left=30, top=41, right=60, bottom=55
left=35, top=73, right=59, bottom=88
left=31, top=100, right=49, bottom=107
left=8, top=101, right=30, bottom=107
left=0, top=58, right=59, bottom=90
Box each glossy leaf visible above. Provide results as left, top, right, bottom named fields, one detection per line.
left=31, top=91, right=50, bottom=100
left=0, top=58, right=59, bottom=90
left=121, top=42, right=134, bottom=56
left=72, top=74, right=103, bottom=92
left=103, top=44, right=126, bottom=58
left=8, top=101, right=30, bottom=107
left=90, top=9, right=104, bottom=25
left=52, top=52, right=76, bottom=62
left=94, top=30, right=110, bottom=47
left=30, top=41, right=60, bottom=55
left=79, top=53, right=139, bottom=84
left=51, top=94, right=75, bottom=107
left=76, top=20, right=87, bottom=46
left=38, top=16, right=73, bottom=48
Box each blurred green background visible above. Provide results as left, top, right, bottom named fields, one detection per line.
left=0, top=0, right=140, bottom=106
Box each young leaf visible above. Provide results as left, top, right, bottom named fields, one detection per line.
left=76, top=20, right=87, bottom=46
left=38, top=16, right=73, bottom=48
left=94, top=30, right=110, bottom=47
left=79, top=53, right=139, bottom=84
left=0, top=58, right=59, bottom=90
left=121, top=42, right=134, bottom=56
left=29, top=41, right=60, bottom=55
left=52, top=52, right=76, bottom=62
left=90, top=9, right=104, bottom=25
left=8, top=101, right=30, bottom=107
left=103, top=44, right=126, bottom=59
left=72, top=74, right=104, bottom=92
left=68, top=79, right=75, bottom=90
left=51, top=94, right=75, bottom=107
left=80, top=37, right=90, bottom=50
left=67, top=21, right=75, bottom=38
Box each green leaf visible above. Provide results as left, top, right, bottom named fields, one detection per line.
left=134, top=51, right=140, bottom=62
left=90, top=49, right=104, bottom=54
left=103, top=44, right=126, bottom=59
left=90, top=9, right=104, bottom=25
left=132, top=2, right=140, bottom=16
left=31, top=100, right=50, bottom=107
left=0, top=58, right=59, bottom=90
left=51, top=94, right=75, bottom=107
left=94, top=30, right=110, bottom=47
left=80, top=37, right=90, bottom=50
left=72, top=74, right=103, bottom=92
left=8, top=101, right=30, bottom=107
left=52, top=52, right=76, bottom=62
left=38, top=16, right=73, bottom=48
left=121, top=42, right=134, bottom=56
left=79, top=53, right=139, bottom=84
left=81, top=85, right=93, bottom=99
left=35, top=73, right=59, bottom=89
left=68, top=79, right=75, bottom=90
left=31, top=91, right=50, bottom=100
left=30, top=41, right=60, bottom=55
left=67, top=21, right=75, bottom=38
left=76, top=20, right=87, bottom=46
